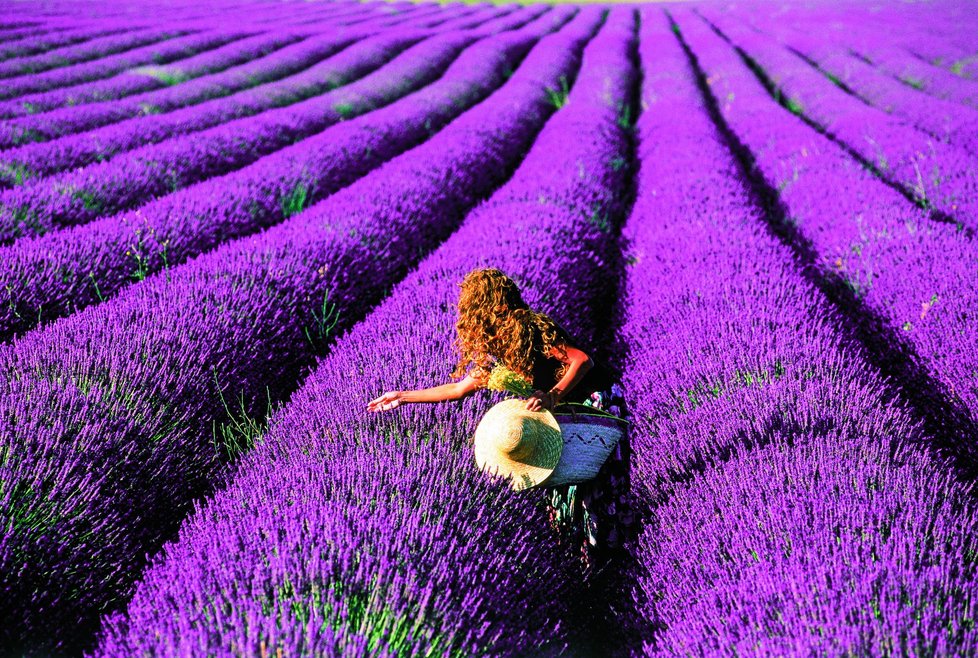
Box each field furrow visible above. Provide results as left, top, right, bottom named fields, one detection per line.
left=699, top=11, right=978, bottom=231
left=0, top=30, right=258, bottom=101
left=739, top=7, right=978, bottom=111
left=0, top=24, right=138, bottom=61
left=852, top=43, right=978, bottom=110
left=0, top=1, right=975, bottom=655
left=0, top=26, right=203, bottom=79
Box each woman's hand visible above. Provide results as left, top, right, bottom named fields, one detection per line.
left=367, top=391, right=403, bottom=412
left=525, top=390, right=555, bottom=412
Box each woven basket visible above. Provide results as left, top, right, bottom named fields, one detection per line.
left=540, top=404, right=628, bottom=487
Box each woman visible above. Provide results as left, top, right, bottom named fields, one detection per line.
left=367, top=267, right=634, bottom=571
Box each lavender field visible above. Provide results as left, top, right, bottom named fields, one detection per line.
left=0, top=0, right=976, bottom=655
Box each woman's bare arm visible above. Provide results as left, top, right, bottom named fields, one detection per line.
left=367, top=374, right=483, bottom=412
left=526, top=344, right=593, bottom=411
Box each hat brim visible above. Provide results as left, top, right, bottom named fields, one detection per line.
left=473, top=399, right=563, bottom=491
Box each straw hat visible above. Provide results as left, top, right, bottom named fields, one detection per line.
left=473, top=399, right=563, bottom=491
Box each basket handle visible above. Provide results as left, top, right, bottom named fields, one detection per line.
left=553, top=401, right=630, bottom=425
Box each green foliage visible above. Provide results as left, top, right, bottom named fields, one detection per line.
left=588, top=207, right=612, bottom=233
left=88, top=272, right=105, bottom=303
left=616, top=102, right=632, bottom=130
left=280, top=182, right=308, bottom=219
left=10, top=205, right=43, bottom=236
left=0, top=162, right=31, bottom=186
left=12, top=126, right=44, bottom=146
left=211, top=372, right=276, bottom=463
left=137, top=66, right=188, bottom=86
left=333, top=101, right=356, bottom=118
left=676, top=358, right=788, bottom=415
left=545, top=75, right=570, bottom=109
left=825, top=71, right=844, bottom=88
left=899, top=75, right=926, bottom=90
left=786, top=97, right=804, bottom=116
left=69, top=188, right=104, bottom=214
left=303, top=290, right=340, bottom=350
left=5, top=478, right=63, bottom=540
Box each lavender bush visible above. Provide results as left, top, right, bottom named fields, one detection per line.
left=0, top=26, right=470, bottom=241
left=674, top=11, right=978, bottom=474
left=0, top=7, right=561, bottom=341
left=700, top=11, right=978, bottom=230
left=1, top=1, right=976, bottom=656
left=613, top=8, right=978, bottom=655
left=0, top=7, right=594, bottom=653
left=93, top=9, right=634, bottom=655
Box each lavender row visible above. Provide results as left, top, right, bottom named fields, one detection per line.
left=678, top=12, right=978, bottom=464
left=751, top=19, right=978, bottom=155
left=0, top=0, right=383, bottom=91
left=741, top=5, right=978, bottom=110
left=613, top=10, right=978, bottom=654
left=24, top=0, right=365, bottom=26
left=848, top=41, right=978, bottom=110
left=0, top=26, right=455, bottom=242
left=0, top=9, right=551, bottom=345
left=94, top=9, right=632, bottom=655
left=0, top=7, right=588, bottom=653
left=0, top=6, right=411, bottom=119
left=0, top=4, right=526, bottom=153
left=0, top=23, right=135, bottom=60
left=762, top=3, right=978, bottom=79
left=700, top=11, right=978, bottom=231
left=0, top=8, right=528, bottom=213
left=0, top=30, right=305, bottom=123
left=753, top=1, right=978, bottom=66
left=0, top=29, right=253, bottom=102
left=0, top=34, right=369, bottom=151
left=0, top=25, right=200, bottom=79
left=0, top=25, right=50, bottom=45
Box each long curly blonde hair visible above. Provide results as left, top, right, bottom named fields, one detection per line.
left=452, top=268, right=569, bottom=385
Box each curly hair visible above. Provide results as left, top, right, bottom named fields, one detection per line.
left=452, top=268, right=570, bottom=385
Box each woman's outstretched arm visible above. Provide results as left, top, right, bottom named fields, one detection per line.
left=367, top=374, right=483, bottom=412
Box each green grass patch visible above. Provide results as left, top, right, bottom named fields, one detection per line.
left=135, top=66, right=188, bottom=86
left=210, top=374, right=274, bottom=462
left=786, top=96, right=804, bottom=116
left=545, top=75, right=570, bottom=109
left=280, top=182, right=308, bottom=219
left=0, top=162, right=31, bottom=186
left=332, top=101, right=356, bottom=118
left=900, top=75, right=926, bottom=90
